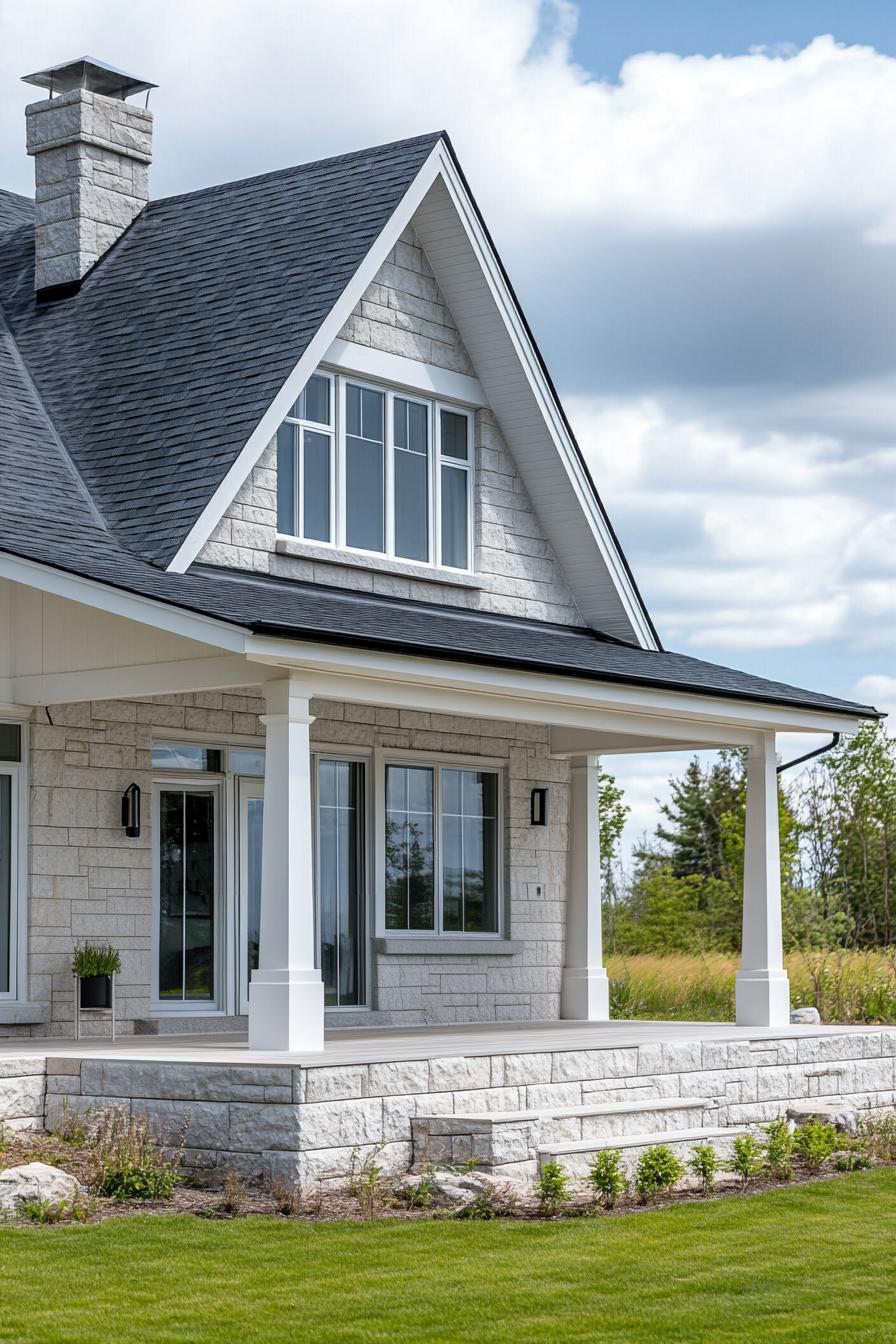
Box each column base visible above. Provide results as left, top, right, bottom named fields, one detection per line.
left=561, top=966, right=610, bottom=1022
left=248, top=970, right=325, bottom=1052
left=735, top=968, right=791, bottom=1028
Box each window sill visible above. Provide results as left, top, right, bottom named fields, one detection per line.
left=374, top=938, right=521, bottom=957
left=275, top=537, right=481, bottom=589
left=0, top=1001, right=49, bottom=1025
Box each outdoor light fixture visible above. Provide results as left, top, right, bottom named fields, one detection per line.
left=530, top=787, right=548, bottom=826
left=121, top=782, right=141, bottom=838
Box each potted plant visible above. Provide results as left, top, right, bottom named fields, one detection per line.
left=72, top=942, right=121, bottom=1009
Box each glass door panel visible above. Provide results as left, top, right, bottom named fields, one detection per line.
left=317, top=759, right=366, bottom=1008
left=0, top=773, right=11, bottom=995
left=157, top=786, right=218, bottom=1003
left=238, top=777, right=264, bottom=1014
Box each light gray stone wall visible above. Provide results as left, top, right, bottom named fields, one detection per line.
left=19, top=690, right=265, bottom=1040
left=13, top=688, right=568, bottom=1037
left=25, top=88, right=152, bottom=291
left=38, top=1028, right=896, bottom=1189
left=198, top=227, right=582, bottom=625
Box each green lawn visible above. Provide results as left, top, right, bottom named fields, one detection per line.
left=1, top=1172, right=895, bottom=1343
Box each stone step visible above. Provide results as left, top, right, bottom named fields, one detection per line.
left=537, top=1124, right=752, bottom=1179
left=412, top=1096, right=721, bottom=1172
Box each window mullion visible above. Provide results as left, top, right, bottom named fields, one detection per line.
left=296, top=426, right=304, bottom=541
left=336, top=377, right=346, bottom=548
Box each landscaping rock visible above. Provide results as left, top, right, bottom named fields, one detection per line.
left=398, top=1167, right=515, bottom=1206
left=786, top=1101, right=858, bottom=1137
left=0, top=1162, right=81, bottom=1213
left=790, top=1007, right=822, bottom=1025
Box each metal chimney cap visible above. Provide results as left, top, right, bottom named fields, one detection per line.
left=21, top=56, right=156, bottom=101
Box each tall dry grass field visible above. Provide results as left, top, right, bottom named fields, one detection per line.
left=607, top=949, right=896, bottom=1024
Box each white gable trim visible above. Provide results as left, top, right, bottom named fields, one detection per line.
left=166, top=139, right=657, bottom=652
left=167, top=142, right=446, bottom=575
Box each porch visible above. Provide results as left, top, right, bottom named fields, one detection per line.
left=3, top=1018, right=894, bottom=1187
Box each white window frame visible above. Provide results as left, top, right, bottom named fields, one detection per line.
left=374, top=748, right=505, bottom=940
left=0, top=719, right=27, bottom=1003
left=279, top=370, right=337, bottom=544
left=278, top=370, right=475, bottom=573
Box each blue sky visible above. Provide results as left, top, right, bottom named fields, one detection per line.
left=573, top=1, right=896, bottom=75
left=1, top=0, right=894, bottom=853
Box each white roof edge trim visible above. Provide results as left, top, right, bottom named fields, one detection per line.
left=167, top=141, right=446, bottom=575
left=0, top=551, right=247, bottom=653
left=428, top=146, right=658, bottom=652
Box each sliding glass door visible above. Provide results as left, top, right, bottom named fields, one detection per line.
left=156, top=783, right=220, bottom=1005
left=238, top=776, right=264, bottom=1014
left=0, top=771, right=12, bottom=995
left=317, top=758, right=367, bottom=1008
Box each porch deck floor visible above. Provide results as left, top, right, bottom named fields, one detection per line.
left=0, top=1018, right=883, bottom=1069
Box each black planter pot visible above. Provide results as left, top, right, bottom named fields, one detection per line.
left=79, top=974, right=112, bottom=1009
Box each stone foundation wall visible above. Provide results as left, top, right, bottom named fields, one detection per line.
left=0, top=1056, right=46, bottom=1131
left=38, top=1028, right=896, bottom=1189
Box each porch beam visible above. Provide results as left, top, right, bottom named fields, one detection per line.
left=561, top=754, right=610, bottom=1021
left=249, top=674, right=325, bottom=1052
left=735, top=733, right=791, bottom=1027
left=246, top=639, right=864, bottom=738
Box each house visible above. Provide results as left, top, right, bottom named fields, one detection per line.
left=0, top=57, right=890, bottom=1185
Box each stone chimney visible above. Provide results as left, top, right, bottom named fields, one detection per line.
left=22, top=57, right=156, bottom=295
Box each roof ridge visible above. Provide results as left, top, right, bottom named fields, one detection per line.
left=150, top=131, right=445, bottom=210
left=0, top=298, right=107, bottom=533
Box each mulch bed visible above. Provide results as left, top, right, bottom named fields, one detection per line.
left=1, top=1126, right=890, bottom=1226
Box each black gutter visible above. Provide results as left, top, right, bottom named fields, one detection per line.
left=776, top=733, right=841, bottom=775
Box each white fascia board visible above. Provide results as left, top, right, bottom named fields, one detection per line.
left=323, top=339, right=487, bottom=408
left=427, top=148, right=658, bottom=652
left=0, top=552, right=247, bottom=654
left=244, top=634, right=866, bottom=739
left=167, top=142, right=447, bottom=574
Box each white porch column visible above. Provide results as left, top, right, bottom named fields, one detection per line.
left=248, top=675, right=324, bottom=1052
left=735, top=733, right=791, bottom=1027
left=561, top=753, right=610, bottom=1020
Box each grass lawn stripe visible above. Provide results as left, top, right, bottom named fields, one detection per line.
left=0, top=1170, right=894, bottom=1342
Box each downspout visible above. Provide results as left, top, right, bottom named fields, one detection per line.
left=775, top=732, right=841, bottom=775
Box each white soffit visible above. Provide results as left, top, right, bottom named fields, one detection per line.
left=410, top=163, right=657, bottom=649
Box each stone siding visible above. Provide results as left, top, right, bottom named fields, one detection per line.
left=37, top=1028, right=896, bottom=1189
left=198, top=227, right=582, bottom=625
left=17, top=690, right=265, bottom=1039
left=14, top=690, right=568, bottom=1036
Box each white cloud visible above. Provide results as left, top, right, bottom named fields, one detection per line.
left=568, top=394, right=896, bottom=652
left=852, top=675, right=896, bottom=724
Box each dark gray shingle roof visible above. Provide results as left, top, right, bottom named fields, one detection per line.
left=0, top=134, right=440, bottom=565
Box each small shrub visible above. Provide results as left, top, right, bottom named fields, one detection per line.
left=729, top=1134, right=765, bottom=1188
left=17, top=1197, right=68, bottom=1225
left=689, top=1143, right=718, bottom=1195
left=634, top=1145, right=684, bottom=1202
left=271, top=1176, right=303, bottom=1216
left=857, top=1112, right=896, bottom=1162
left=586, top=1149, right=629, bottom=1208
left=217, top=1168, right=247, bottom=1216
left=54, top=1099, right=89, bottom=1147
left=763, top=1119, right=794, bottom=1181
left=792, top=1120, right=838, bottom=1173
left=0, top=1121, right=8, bottom=1154
left=71, top=942, right=121, bottom=979
left=88, top=1108, right=184, bottom=1201
left=396, top=1165, right=441, bottom=1210
left=835, top=1151, right=871, bottom=1172
left=453, top=1190, right=498, bottom=1221
left=536, top=1160, right=570, bottom=1213
left=347, top=1144, right=390, bottom=1216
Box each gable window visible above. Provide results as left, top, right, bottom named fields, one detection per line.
left=277, top=371, right=473, bottom=571
left=384, top=762, right=501, bottom=935
left=277, top=373, right=334, bottom=543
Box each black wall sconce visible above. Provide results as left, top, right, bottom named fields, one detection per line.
left=530, top=787, right=548, bottom=826
left=121, top=782, right=141, bottom=838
